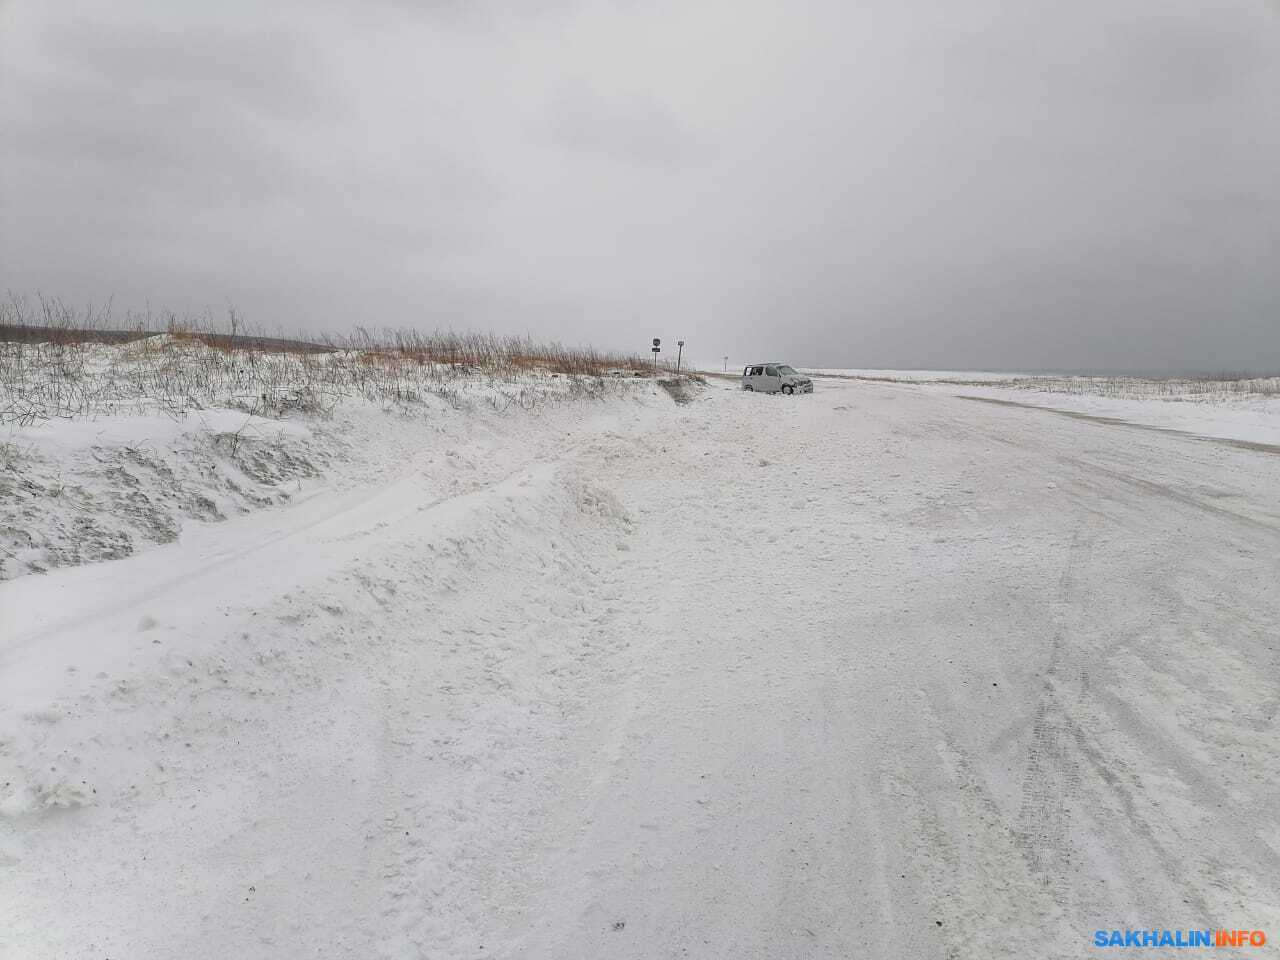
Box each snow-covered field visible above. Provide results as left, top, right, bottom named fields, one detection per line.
left=800, top=368, right=1280, bottom=449
left=3, top=370, right=1280, bottom=958
left=804, top=368, right=1036, bottom=382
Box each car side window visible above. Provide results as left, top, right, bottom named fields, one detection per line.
left=765, top=366, right=779, bottom=377
left=751, top=366, right=763, bottom=376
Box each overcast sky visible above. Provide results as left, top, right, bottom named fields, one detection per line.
left=1, top=0, right=1277, bottom=371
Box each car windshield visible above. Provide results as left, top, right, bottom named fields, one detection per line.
left=777, top=365, right=798, bottom=375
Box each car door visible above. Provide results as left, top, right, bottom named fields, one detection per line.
left=747, top=365, right=764, bottom=390
left=764, top=365, right=781, bottom=392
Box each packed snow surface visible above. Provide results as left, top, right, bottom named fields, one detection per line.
left=799, top=368, right=1280, bottom=449
left=3, top=377, right=1280, bottom=958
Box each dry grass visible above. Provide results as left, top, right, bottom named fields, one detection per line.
left=0, top=295, right=655, bottom=424
left=656, top=374, right=705, bottom=404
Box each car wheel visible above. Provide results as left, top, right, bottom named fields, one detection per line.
left=782, top=384, right=794, bottom=395
left=744, top=385, right=754, bottom=391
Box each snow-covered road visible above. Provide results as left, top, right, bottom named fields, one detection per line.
left=4, top=378, right=1279, bottom=958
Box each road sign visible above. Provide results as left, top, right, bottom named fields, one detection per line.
left=652, top=338, right=661, bottom=347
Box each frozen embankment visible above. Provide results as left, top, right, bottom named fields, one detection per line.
left=0, top=333, right=656, bottom=582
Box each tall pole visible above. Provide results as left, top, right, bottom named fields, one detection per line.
left=676, top=340, right=684, bottom=374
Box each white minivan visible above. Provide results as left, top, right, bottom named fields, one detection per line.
left=741, top=363, right=813, bottom=395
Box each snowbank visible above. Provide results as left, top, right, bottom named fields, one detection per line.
left=1, top=370, right=663, bottom=581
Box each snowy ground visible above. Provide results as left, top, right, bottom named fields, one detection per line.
left=927, top=385, right=1280, bottom=451
left=797, top=368, right=1280, bottom=449
left=3, top=376, right=1280, bottom=958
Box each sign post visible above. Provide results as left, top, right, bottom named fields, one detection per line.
left=651, top=337, right=661, bottom=375
left=676, top=340, right=685, bottom=374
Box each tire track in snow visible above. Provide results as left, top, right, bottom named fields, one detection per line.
left=1011, top=528, right=1092, bottom=898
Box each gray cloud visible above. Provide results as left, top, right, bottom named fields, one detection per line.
left=1, top=0, right=1277, bottom=370
left=542, top=86, right=698, bottom=167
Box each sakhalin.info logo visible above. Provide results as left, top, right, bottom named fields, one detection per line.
left=1093, top=929, right=1267, bottom=948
